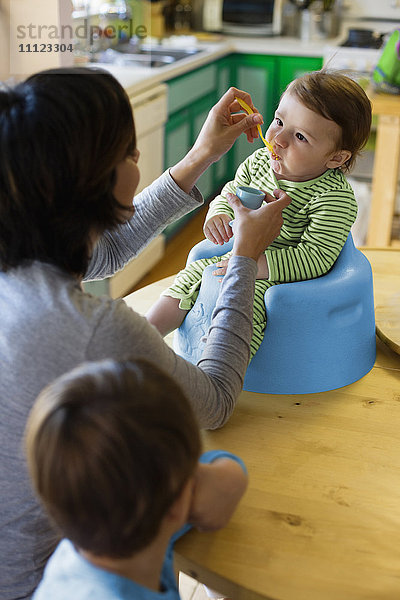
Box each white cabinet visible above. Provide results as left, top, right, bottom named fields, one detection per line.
left=131, top=84, right=167, bottom=194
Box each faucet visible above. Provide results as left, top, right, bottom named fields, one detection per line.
left=83, top=0, right=132, bottom=61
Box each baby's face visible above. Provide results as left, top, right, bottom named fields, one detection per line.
left=265, top=92, right=343, bottom=182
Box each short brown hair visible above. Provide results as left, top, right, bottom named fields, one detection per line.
left=25, top=359, right=201, bottom=558
left=286, top=70, right=372, bottom=171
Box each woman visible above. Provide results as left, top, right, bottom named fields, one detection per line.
left=0, top=67, right=289, bottom=598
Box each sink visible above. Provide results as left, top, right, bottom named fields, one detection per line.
left=92, top=43, right=202, bottom=68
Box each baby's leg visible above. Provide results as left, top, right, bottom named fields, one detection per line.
left=147, top=253, right=229, bottom=337
left=146, top=296, right=189, bottom=337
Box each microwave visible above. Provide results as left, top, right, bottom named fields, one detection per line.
left=199, top=0, right=282, bottom=36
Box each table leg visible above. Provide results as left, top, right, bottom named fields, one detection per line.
left=367, top=114, right=400, bottom=247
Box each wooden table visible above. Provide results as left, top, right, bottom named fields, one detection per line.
left=364, top=247, right=400, bottom=356
left=366, top=90, right=400, bottom=248
left=124, top=248, right=400, bottom=600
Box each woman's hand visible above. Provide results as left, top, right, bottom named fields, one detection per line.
left=256, top=254, right=269, bottom=279
left=191, top=87, right=263, bottom=163
left=230, top=189, right=292, bottom=261
left=170, top=87, right=263, bottom=193
left=204, top=214, right=233, bottom=245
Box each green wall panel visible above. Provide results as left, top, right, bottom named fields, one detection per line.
left=278, top=55, right=323, bottom=96
left=167, top=64, right=217, bottom=115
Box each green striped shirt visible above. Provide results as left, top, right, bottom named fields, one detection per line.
left=206, top=148, right=358, bottom=283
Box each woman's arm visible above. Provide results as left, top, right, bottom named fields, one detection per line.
left=84, top=171, right=202, bottom=281
left=85, top=88, right=263, bottom=282
left=88, top=193, right=290, bottom=429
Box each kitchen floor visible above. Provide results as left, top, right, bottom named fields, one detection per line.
left=179, top=573, right=213, bottom=600
left=131, top=204, right=209, bottom=293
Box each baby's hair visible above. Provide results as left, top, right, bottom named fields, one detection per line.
left=0, top=67, right=136, bottom=275
left=285, top=69, right=372, bottom=171
left=25, top=358, right=201, bottom=558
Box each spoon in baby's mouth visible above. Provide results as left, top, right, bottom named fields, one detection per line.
left=235, top=96, right=279, bottom=159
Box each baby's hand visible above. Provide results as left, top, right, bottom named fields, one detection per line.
left=256, top=254, right=269, bottom=279
left=204, top=214, right=233, bottom=245
left=212, top=258, right=229, bottom=281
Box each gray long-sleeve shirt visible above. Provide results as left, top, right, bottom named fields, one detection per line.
left=0, top=171, right=257, bottom=599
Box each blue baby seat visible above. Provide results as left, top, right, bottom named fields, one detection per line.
left=174, top=233, right=376, bottom=394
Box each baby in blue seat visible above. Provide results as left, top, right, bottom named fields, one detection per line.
left=147, top=70, right=372, bottom=359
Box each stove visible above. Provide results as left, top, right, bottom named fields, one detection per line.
left=341, top=28, right=385, bottom=49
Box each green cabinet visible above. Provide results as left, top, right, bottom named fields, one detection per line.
left=164, top=62, right=218, bottom=184
left=163, top=63, right=219, bottom=239
left=231, top=53, right=277, bottom=168
left=278, top=55, right=324, bottom=96
left=214, top=56, right=235, bottom=189
left=164, top=108, right=191, bottom=169
left=164, top=56, right=235, bottom=199
left=192, top=92, right=216, bottom=200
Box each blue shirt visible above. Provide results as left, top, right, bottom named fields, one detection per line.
left=33, top=451, right=246, bottom=600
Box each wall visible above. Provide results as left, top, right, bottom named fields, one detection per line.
left=342, top=0, right=400, bottom=20
left=0, top=0, right=10, bottom=80
left=5, top=0, right=74, bottom=80
left=341, top=0, right=400, bottom=35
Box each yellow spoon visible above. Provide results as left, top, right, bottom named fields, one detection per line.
left=235, top=96, right=274, bottom=152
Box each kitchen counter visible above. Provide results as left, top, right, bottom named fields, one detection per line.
left=91, top=34, right=337, bottom=97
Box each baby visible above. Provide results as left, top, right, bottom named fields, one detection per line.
left=147, top=70, right=372, bottom=359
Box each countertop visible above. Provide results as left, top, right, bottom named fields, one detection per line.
left=91, top=34, right=337, bottom=97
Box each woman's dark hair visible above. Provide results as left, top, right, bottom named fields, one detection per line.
left=26, top=358, right=201, bottom=558
left=0, top=67, right=136, bottom=275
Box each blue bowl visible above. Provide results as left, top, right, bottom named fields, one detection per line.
left=236, top=186, right=265, bottom=209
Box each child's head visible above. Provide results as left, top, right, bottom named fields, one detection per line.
left=0, top=67, right=136, bottom=276
left=25, top=358, right=201, bottom=558
left=266, top=70, right=371, bottom=181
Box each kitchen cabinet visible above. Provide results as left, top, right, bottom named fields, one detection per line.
left=278, top=55, right=324, bottom=94
left=163, top=62, right=219, bottom=239
left=214, top=56, right=235, bottom=189
left=192, top=92, right=217, bottom=200
left=232, top=53, right=277, bottom=167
